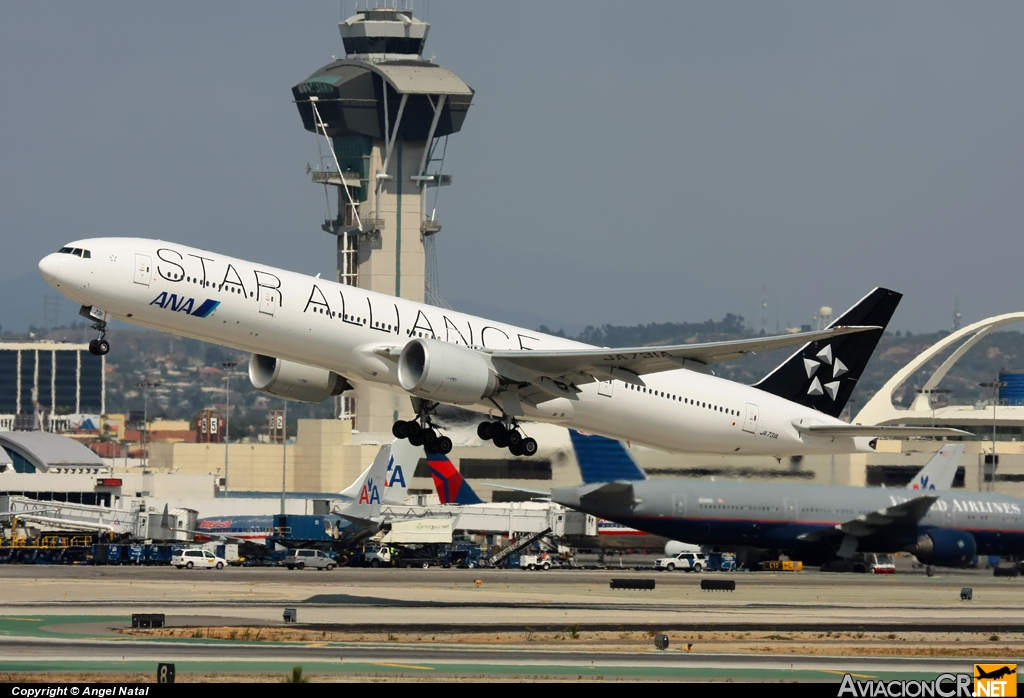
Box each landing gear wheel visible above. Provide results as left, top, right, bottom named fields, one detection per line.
left=507, top=431, right=523, bottom=447
left=520, top=438, right=538, bottom=457
left=492, top=433, right=508, bottom=449
left=421, top=428, right=438, bottom=446
left=435, top=436, right=453, bottom=455
left=88, top=339, right=98, bottom=354
left=393, top=420, right=411, bottom=439
left=477, top=422, right=494, bottom=441
left=96, top=339, right=110, bottom=356
left=490, top=423, right=508, bottom=440
left=508, top=441, right=523, bottom=457
left=408, top=431, right=424, bottom=447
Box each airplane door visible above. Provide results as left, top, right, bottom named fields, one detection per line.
left=784, top=498, right=798, bottom=522
left=597, top=380, right=613, bottom=397
left=743, top=403, right=759, bottom=434
left=133, top=254, right=152, bottom=287
left=259, top=290, right=275, bottom=316
left=672, top=494, right=686, bottom=517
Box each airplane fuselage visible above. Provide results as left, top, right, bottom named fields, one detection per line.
left=40, top=238, right=871, bottom=456
left=553, top=479, right=1024, bottom=561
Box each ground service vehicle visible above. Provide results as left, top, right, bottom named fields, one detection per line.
left=173, top=548, right=226, bottom=570
left=655, top=552, right=708, bottom=572
left=284, top=549, right=336, bottom=570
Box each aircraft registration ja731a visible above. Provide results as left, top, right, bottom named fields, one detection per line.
left=38, top=238, right=961, bottom=457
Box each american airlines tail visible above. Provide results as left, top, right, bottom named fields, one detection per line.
left=426, top=451, right=485, bottom=505
left=753, top=287, right=902, bottom=418
left=569, top=430, right=647, bottom=483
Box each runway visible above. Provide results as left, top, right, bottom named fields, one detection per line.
left=0, top=566, right=1021, bottom=681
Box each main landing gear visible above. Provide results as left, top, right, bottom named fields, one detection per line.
left=477, top=420, right=538, bottom=457
left=392, top=400, right=453, bottom=455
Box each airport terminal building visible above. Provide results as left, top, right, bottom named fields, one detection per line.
left=0, top=341, right=104, bottom=431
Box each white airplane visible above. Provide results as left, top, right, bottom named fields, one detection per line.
left=38, top=239, right=961, bottom=457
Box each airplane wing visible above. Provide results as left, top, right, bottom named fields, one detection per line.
left=488, top=325, right=879, bottom=388
left=799, top=495, right=939, bottom=542
left=793, top=423, right=969, bottom=438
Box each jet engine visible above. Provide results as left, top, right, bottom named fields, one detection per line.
left=909, top=528, right=977, bottom=568
left=248, top=354, right=351, bottom=403
left=397, top=338, right=498, bottom=404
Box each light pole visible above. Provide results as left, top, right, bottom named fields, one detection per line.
left=133, top=380, right=160, bottom=471
left=916, top=388, right=953, bottom=430
left=221, top=361, right=238, bottom=496
left=280, top=399, right=288, bottom=516
left=979, top=381, right=1006, bottom=492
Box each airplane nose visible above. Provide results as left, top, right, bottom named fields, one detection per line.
left=38, top=253, right=61, bottom=285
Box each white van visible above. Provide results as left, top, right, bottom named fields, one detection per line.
left=173, top=548, right=226, bottom=570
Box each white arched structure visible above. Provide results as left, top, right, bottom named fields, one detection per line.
left=855, top=313, right=1024, bottom=427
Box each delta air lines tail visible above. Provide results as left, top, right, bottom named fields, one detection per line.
left=426, top=451, right=485, bottom=505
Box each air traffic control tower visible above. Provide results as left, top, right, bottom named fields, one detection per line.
left=292, top=8, right=473, bottom=433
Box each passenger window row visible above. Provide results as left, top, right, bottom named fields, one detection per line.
left=622, top=382, right=740, bottom=417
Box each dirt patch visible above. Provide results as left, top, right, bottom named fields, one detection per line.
left=120, top=626, right=1024, bottom=657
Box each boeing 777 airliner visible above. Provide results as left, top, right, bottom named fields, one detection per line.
left=38, top=238, right=960, bottom=456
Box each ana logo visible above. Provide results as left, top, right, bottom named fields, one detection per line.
left=359, top=477, right=381, bottom=505
left=804, top=344, right=849, bottom=400
left=975, top=664, right=1017, bottom=697
left=150, top=292, right=220, bottom=318
left=385, top=455, right=406, bottom=489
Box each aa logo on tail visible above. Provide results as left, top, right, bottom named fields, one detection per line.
left=359, top=477, right=381, bottom=504
left=385, top=456, right=406, bottom=489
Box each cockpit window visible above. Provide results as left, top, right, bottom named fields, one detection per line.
left=57, top=247, right=90, bottom=258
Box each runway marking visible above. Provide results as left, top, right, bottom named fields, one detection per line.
left=4, top=618, right=42, bottom=622
left=372, top=661, right=435, bottom=671
left=822, top=670, right=878, bottom=679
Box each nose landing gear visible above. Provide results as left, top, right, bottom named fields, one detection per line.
left=81, top=306, right=111, bottom=356
left=477, top=419, right=538, bottom=457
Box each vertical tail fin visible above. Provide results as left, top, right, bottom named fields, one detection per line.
left=426, top=450, right=484, bottom=505
left=907, top=443, right=965, bottom=491
left=569, top=430, right=647, bottom=483
left=384, top=439, right=417, bottom=503
left=753, top=287, right=902, bottom=418
left=336, top=443, right=393, bottom=520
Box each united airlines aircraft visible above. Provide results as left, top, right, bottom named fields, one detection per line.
left=38, top=239, right=959, bottom=456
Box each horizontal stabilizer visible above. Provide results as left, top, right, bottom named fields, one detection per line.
left=579, top=481, right=637, bottom=506
left=484, top=483, right=551, bottom=499
left=794, top=423, right=969, bottom=438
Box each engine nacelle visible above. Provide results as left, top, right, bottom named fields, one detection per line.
left=248, top=354, right=351, bottom=403
left=910, top=528, right=977, bottom=568
left=397, top=338, right=498, bottom=405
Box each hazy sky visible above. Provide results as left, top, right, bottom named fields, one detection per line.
left=3, top=2, right=1023, bottom=334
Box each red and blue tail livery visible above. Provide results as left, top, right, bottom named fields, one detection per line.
left=427, top=452, right=484, bottom=505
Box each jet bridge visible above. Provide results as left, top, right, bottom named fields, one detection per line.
left=0, top=495, right=196, bottom=541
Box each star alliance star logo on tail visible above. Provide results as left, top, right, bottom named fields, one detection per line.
left=804, top=344, right=849, bottom=401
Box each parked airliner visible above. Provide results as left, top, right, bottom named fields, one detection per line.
left=552, top=434, right=1008, bottom=569
left=38, top=239, right=959, bottom=456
